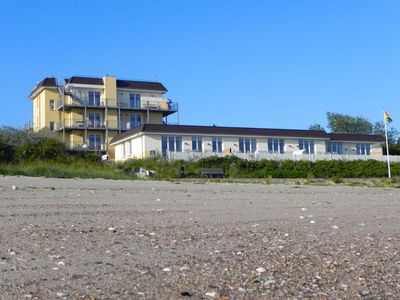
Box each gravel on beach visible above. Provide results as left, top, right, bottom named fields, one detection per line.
left=0, top=176, right=399, bottom=299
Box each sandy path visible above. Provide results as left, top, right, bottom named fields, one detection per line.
left=0, top=176, right=399, bottom=299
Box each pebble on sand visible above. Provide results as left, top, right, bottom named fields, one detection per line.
left=205, top=291, right=217, bottom=298
left=256, top=267, right=266, bottom=273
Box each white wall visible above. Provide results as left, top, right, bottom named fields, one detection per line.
left=144, top=135, right=161, bottom=157
left=112, top=133, right=383, bottom=161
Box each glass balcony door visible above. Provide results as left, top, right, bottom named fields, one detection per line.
left=88, top=112, right=101, bottom=128
left=89, top=134, right=102, bottom=150
left=88, top=91, right=101, bottom=106
left=129, top=93, right=141, bottom=108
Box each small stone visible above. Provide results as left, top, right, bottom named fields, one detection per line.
left=301, top=208, right=307, bottom=211
left=205, top=291, right=217, bottom=298
left=162, top=267, right=171, bottom=272
left=156, top=198, right=161, bottom=202
left=310, top=220, right=316, bottom=224
left=12, top=185, right=18, bottom=190
left=57, top=261, right=65, bottom=266
left=179, top=265, right=190, bottom=271
left=256, top=267, right=266, bottom=273
left=108, top=227, right=117, bottom=232
left=56, top=292, right=66, bottom=297
left=265, top=279, right=276, bottom=285
left=332, top=225, right=339, bottom=229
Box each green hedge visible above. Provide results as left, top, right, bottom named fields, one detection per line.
left=115, top=156, right=399, bottom=179
left=193, top=156, right=398, bottom=178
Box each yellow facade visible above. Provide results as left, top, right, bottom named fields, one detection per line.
left=29, top=75, right=176, bottom=156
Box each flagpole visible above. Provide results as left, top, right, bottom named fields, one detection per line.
left=383, top=110, right=391, bottom=178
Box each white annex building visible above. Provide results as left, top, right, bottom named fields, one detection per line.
left=110, top=123, right=386, bottom=162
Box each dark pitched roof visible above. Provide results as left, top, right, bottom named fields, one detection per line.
left=65, top=76, right=103, bottom=85
left=117, top=80, right=167, bottom=92
left=110, top=124, right=331, bottom=144
left=65, top=76, right=167, bottom=92
left=28, top=77, right=57, bottom=98
left=328, top=133, right=385, bottom=142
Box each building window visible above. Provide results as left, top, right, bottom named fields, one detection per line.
left=130, top=114, right=141, bottom=129
left=299, top=139, right=315, bottom=154
left=125, top=141, right=131, bottom=156
left=161, top=136, right=182, bottom=157
left=192, top=136, right=203, bottom=152
left=49, top=99, right=55, bottom=110
left=49, top=121, right=55, bottom=131
left=212, top=137, right=223, bottom=153
left=89, top=134, right=101, bottom=150
left=88, top=91, right=101, bottom=106
left=121, top=144, right=125, bottom=157
left=356, top=143, right=370, bottom=155
left=327, top=142, right=342, bottom=154
left=268, top=139, right=284, bottom=153
left=89, top=112, right=101, bottom=128
left=239, top=138, right=257, bottom=153
left=129, top=93, right=141, bottom=108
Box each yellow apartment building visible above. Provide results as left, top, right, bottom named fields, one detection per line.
left=28, top=75, right=177, bottom=159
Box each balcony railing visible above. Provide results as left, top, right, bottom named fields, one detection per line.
left=57, top=97, right=178, bottom=112
left=166, top=150, right=400, bottom=162
left=57, top=119, right=126, bottom=131
left=57, top=97, right=107, bottom=108
left=68, top=142, right=106, bottom=152
left=116, top=99, right=178, bottom=112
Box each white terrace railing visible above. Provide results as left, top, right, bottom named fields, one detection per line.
left=166, top=151, right=400, bottom=162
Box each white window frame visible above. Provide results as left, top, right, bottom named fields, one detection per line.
left=239, top=138, right=257, bottom=153
left=192, top=136, right=203, bottom=152
left=49, top=99, right=55, bottom=110
left=356, top=143, right=371, bottom=155
left=299, top=139, right=315, bottom=154
left=212, top=137, right=223, bottom=153
left=268, top=139, right=284, bottom=154
left=125, top=141, right=131, bottom=156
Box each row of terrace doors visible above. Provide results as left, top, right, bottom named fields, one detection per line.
left=74, top=113, right=142, bottom=129
left=86, top=92, right=141, bottom=108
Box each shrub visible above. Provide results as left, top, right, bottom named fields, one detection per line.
left=17, top=136, right=67, bottom=161
left=0, top=140, right=15, bottom=162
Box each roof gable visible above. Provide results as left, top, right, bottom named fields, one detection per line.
left=28, top=77, right=57, bottom=98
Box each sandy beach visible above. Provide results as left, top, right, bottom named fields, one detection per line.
left=0, top=176, right=399, bottom=299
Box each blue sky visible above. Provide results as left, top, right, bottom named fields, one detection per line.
left=0, top=0, right=399, bottom=131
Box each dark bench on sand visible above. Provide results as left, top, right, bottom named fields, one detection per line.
left=200, top=168, right=225, bottom=178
